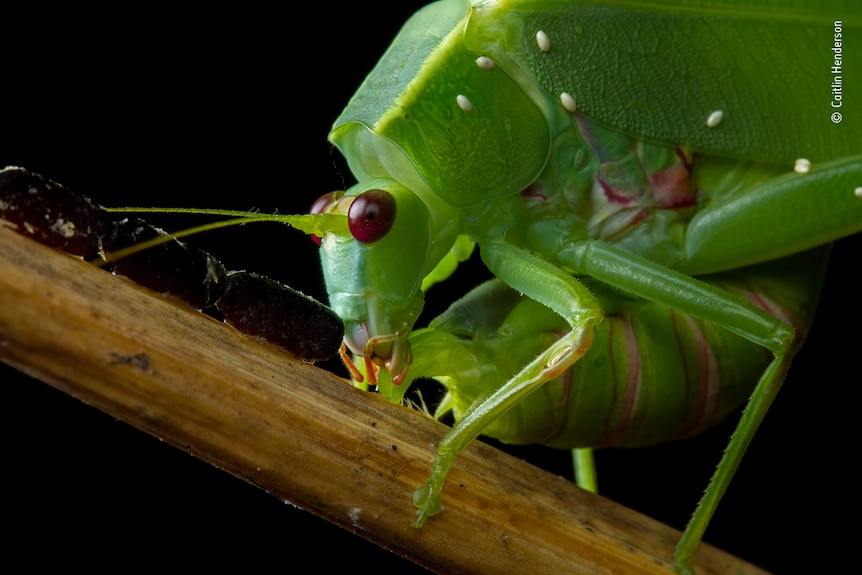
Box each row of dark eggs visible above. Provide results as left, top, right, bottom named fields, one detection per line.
left=0, top=166, right=343, bottom=363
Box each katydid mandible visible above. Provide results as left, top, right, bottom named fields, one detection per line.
left=101, top=0, right=859, bottom=572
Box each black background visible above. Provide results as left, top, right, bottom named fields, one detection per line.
left=2, top=2, right=857, bottom=573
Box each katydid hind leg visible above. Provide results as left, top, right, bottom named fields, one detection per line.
left=682, top=154, right=862, bottom=275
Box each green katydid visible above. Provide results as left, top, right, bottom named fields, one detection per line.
left=302, top=2, right=860, bottom=572
left=12, top=0, right=857, bottom=572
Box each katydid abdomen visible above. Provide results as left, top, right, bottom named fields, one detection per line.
left=406, top=244, right=827, bottom=452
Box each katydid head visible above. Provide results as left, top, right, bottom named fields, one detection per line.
left=310, top=178, right=456, bottom=385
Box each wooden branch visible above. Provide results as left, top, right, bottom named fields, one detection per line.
left=0, top=226, right=769, bottom=575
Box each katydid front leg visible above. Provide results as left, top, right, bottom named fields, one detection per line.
left=412, top=242, right=603, bottom=527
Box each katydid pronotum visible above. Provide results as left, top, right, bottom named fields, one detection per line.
left=3, top=1, right=860, bottom=573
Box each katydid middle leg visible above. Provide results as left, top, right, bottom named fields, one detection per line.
left=572, top=448, right=598, bottom=493
left=557, top=240, right=803, bottom=574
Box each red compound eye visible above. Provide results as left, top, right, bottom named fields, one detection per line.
left=309, top=190, right=343, bottom=215
left=347, top=189, right=396, bottom=243
left=308, top=191, right=344, bottom=245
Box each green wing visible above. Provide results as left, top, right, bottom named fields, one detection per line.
left=467, top=0, right=859, bottom=162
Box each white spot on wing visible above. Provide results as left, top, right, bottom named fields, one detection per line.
left=706, top=110, right=723, bottom=128
left=456, top=94, right=473, bottom=113
left=475, top=56, right=495, bottom=70
left=560, top=92, right=578, bottom=114
left=794, top=158, right=811, bottom=174
left=560, top=92, right=577, bottom=113
left=536, top=30, right=550, bottom=53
